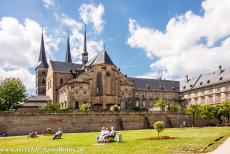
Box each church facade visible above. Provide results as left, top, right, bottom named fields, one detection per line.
left=35, top=27, right=230, bottom=110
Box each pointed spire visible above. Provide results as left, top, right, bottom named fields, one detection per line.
left=65, top=32, right=72, bottom=62
left=83, top=24, right=87, bottom=53
left=82, top=24, right=88, bottom=65
left=37, top=28, right=48, bottom=69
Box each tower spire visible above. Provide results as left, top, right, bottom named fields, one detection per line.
left=82, top=24, right=88, bottom=64
left=83, top=24, right=87, bottom=53
left=37, top=28, right=48, bottom=69
left=65, top=32, right=72, bottom=62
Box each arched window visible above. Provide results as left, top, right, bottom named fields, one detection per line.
left=60, top=78, right=63, bottom=85
left=75, top=101, right=79, bottom=109
left=42, top=79, right=46, bottom=84
left=96, top=72, right=103, bottom=95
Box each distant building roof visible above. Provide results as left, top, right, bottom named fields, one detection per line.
left=128, top=77, right=179, bottom=91
left=85, top=49, right=114, bottom=66
left=23, top=96, right=51, bottom=107
left=180, top=66, right=230, bottom=92
left=50, top=60, right=83, bottom=73
left=27, top=95, right=51, bottom=102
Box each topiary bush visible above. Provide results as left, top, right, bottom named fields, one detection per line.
left=110, top=105, right=120, bottom=112
left=153, top=121, right=165, bottom=139
left=45, top=128, right=55, bottom=135
left=80, top=103, right=90, bottom=112
left=39, top=102, right=61, bottom=112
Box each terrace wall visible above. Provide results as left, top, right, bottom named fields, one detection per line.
left=0, top=112, right=217, bottom=136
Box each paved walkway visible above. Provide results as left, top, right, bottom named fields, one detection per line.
left=208, top=136, right=230, bottom=154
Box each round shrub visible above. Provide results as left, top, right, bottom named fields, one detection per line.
left=110, top=105, right=120, bottom=112
left=153, top=121, right=165, bottom=139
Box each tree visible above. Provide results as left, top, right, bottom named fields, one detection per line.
left=125, top=100, right=136, bottom=110
left=0, top=78, right=27, bottom=111
left=168, top=103, right=181, bottom=113
left=155, top=98, right=166, bottom=111
left=200, top=105, right=214, bottom=126
left=185, top=104, right=201, bottom=127
left=221, top=101, right=230, bottom=125
left=80, top=103, right=90, bottom=112
left=39, top=102, right=61, bottom=112
left=213, top=104, right=223, bottom=125
left=153, top=121, right=165, bottom=139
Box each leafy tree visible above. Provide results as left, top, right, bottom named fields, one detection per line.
left=168, top=103, right=181, bottom=113
left=155, top=98, right=166, bottom=111
left=110, top=105, right=120, bottom=112
left=200, top=105, right=214, bottom=125
left=221, top=101, right=230, bottom=125
left=39, top=102, right=60, bottom=112
left=125, top=100, right=136, bottom=110
left=153, top=121, right=165, bottom=139
left=185, top=104, right=201, bottom=127
left=80, top=103, right=90, bottom=112
left=0, top=78, right=27, bottom=111
left=213, top=104, right=224, bottom=125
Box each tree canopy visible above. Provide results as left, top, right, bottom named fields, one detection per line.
left=0, top=78, right=27, bottom=111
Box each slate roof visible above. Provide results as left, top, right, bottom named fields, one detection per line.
left=65, top=36, right=72, bottom=63
left=85, top=49, right=114, bottom=66
left=36, top=32, right=48, bottom=69
left=26, top=96, right=51, bottom=102
left=180, top=66, right=230, bottom=92
left=128, top=77, right=180, bottom=91
left=50, top=60, right=83, bottom=73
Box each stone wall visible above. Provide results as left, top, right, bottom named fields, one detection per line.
left=0, top=112, right=216, bottom=136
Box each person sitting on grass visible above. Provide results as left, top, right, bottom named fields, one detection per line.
left=98, top=127, right=110, bottom=143
left=98, top=127, right=106, bottom=141
left=30, top=129, right=38, bottom=138
left=52, top=128, right=63, bottom=140
left=104, top=127, right=116, bottom=141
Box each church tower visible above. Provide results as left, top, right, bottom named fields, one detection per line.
left=65, top=34, right=72, bottom=62
left=35, top=30, right=48, bottom=95
left=82, top=24, right=88, bottom=65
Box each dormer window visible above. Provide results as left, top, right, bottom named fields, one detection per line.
left=207, top=80, right=210, bottom=83
left=219, top=77, right=223, bottom=80
left=200, top=82, right=203, bottom=85
left=190, top=84, right=193, bottom=87
left=183, top=86, right=186, bottom=89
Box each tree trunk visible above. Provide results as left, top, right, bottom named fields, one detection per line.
left=158, top=132, right=159, bottom=139
left=228, top=116, right=230, bottom=126
left=192, top=113, right=195, bottom=127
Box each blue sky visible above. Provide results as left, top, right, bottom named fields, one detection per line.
left=0, top=0, right=230, bottom=94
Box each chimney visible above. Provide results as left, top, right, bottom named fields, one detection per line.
left=186, top=75, right=189, bottom=82
left=219, top=65, right=223, bottom=73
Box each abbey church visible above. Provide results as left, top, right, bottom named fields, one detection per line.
left=33, top=26, right=230, bottom=111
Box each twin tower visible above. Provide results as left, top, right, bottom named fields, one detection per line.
left=35, top=26, right=88, bottom=96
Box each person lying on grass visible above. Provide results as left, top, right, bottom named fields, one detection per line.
left=52, top=128, right=63, bottom=140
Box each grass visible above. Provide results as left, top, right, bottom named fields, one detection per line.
left=0, top=127, right=230, bottom=154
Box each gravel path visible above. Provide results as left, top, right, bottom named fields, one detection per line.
left=208, top=136, right=230, bottom=154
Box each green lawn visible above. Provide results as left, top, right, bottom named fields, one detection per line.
left=0, top=127, right=230, bottom=154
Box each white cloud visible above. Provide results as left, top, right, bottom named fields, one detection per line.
left=127, top=0, right=230, bottom=80
left=43, top=0, right=55, bottom=8
left=0, top=67, right=35, bottom=90
left=79, top=3, right=105, bottom=33
left=56, top=13, right=103, bottom=63
left=0, top=17, right=59, bottom=93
